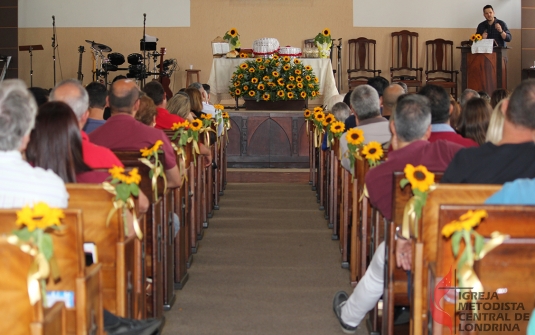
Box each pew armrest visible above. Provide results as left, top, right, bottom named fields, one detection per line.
left=30, top=302, right=67, bottom=335
left=76, top=263, right=104, bottom=335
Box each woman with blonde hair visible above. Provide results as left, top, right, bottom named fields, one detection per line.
left=485, top=100, right=506, bottom=144
left=184, top=87, right=205, bottom=118
left=167, top=92, right=194, bottom=121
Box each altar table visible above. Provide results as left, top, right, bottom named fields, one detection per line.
left=207, top=58, right=339, bottom=105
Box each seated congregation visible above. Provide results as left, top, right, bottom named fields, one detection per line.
left=309, top=76, right=535, bottom=334
left=0, top=77, right=228, bottom=335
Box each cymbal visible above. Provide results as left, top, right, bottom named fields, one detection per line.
left=85, top=40, right=112, bottom=53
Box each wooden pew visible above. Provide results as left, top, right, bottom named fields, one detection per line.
left=0, top=239, right=67, bottom=335
left=339, top=167, right=352, bottom=268
left=411, top=184, right=501, bottom=335
left=66, top=184, right=144, bottom=319
left=112, top=151, right=168, bottom=318
left=0, top=209, right=104, bottom=335
left=328, top=139, right=340, bottom=231
left=309, top=124, right=316, bottom=188
left=428, top=205, right=535, bottom=335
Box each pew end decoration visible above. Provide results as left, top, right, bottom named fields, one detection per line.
left=139, top=140, right=167, bottom=201
left=228, top=55, right=320, bottom=102
left=308, top=107, right=327, bottom=148
left=172, top=119, right=204, bottom=166
left=361, top=141, right=383, bottom=167
left=345, top=128, right=365, bottom=174
left=399, top=164, right=436, bottom=238
left=441, top=210, right=508, bottom=292
left=314, top=28, right=332, bottom=58
left=10, top=202, right=65, bottom=306
left=104, top=165, right=143, bottom=239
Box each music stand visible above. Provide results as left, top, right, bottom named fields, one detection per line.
left=0, top=55, right=11, bottom=82
left=19, top=45, right=44, bottom=87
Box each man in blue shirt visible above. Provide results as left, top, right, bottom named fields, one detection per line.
left=476, top=5, right=512, bottom=47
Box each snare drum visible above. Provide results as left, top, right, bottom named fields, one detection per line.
left=127, top=64, right=147, bottom=79
left=127, top=53, right=143, bottom=65
left=108, top=52, right=125, bottom=66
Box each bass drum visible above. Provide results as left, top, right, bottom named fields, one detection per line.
left=127, top=64, right=147, bottom=79
left=107, top=52, right=125, bottom=66
left=127, top=53, right=143, bottom=65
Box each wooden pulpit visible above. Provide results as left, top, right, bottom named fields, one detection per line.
left=458, top=46, right=508, bottom=94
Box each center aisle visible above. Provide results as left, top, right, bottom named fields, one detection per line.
left=162, top=183, right=367, bottom=335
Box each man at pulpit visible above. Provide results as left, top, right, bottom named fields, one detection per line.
left=476, top=5, right=512, bottom=47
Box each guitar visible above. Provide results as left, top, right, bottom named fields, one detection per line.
left=77, top=46, right=85, bottom=83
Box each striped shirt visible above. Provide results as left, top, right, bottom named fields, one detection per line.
left=0, top=151, right=69, bottom=209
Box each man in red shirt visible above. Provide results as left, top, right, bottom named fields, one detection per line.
left=418, top=84, right=478, bottom=148
left=142, top=81, right=185, bottom=130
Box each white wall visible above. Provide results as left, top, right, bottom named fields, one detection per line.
left=18, top=0, right=190, bottom=28
left=353, top=0, right=521, bottom=29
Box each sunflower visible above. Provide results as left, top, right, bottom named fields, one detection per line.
left=228, top=28, right=238, bottom=38
left=314, top=111, right=325, bottom=122
left=256, top=57, right=262, bottom=63
left=240, top=53, right=247, bottom=58
left=305, top=65, right=312, bottom=71
left=234, top=81, right=241, bottom=87
left=238, top=74, right=244, bottom=79
left=268, top=82, right=276, bottom=87
left=311, top=91, right=317, bottom=97
left=251, top=78, right=258, bottom=84
left=294, top=59, right=301, bottom=65
left=259, top=65, right=265, bottom=70
left=403, top=164, right=435, bottom=192
left=16, top=202, right=64, bottom=232
left=200, top=114, right=211, bottom=120
left=309, top=83, right=314, bottom=88
left=283, top=64, right=291, bottom=71
left=300, top=91, right=307, bottom=98
left=346, top=128, right=364, bottom=146
left=240, top=63, right=248, bottom=69
left=305, top=75, right=311, bottom=81
left=248, top=67, right=255, bottom=73
left=330, top=121, right=345, bottom=134
left=277, top=90, right=285, bottom=97
left=283, top=56, right=291, bottom=62
left=235, top=88, right=241, bottom=95
left=295, top=69, right=302, bottom=75
left=322, top=28, right=331, bottom=37
left=287, top=92, right=294, bottom=99
left=313, top=106, right=323, bottom=112
left=304, top=109, right=311, bottom=118
left=272, top=71, right=280, bottom=77
left=277, top=78, right=285, bottom=86
left=361, top=141, right=384, bottom=162
left=222, top=111, right=229, bottom=119
left=289, top=76, right=295, bottom=82
left=314, top=77, right=319, bottom=83
left=262, top=93, right=270, bottom=101
left=475, top=34, right=482, bottom=41
left=286, top=84, right=296, bottom=90
left=323, top=113, right=334, bottom=125
left=190, top=119, right=203, bottom=131
left=272, top=54, right=279, bottom=60
left=296, top=76, right=303, bottom=83
left=248, top=90, right=256, bottom=97
left=441, top=210, right=488, bottom=238
left=275, top=62, right=281, bottom=67
left=263, top=75, right=270, bottom=81
left=171, top=120, right=190, bottom=130
left=257, top=83, right=265, bottom=90
left=297, top=83, right=304, bottom=89
left=470, top=34, right=477, bottom=42
left=243, top=85, right=249, bottom=91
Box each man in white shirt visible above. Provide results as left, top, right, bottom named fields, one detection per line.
left=0, top=79, right=68, bottom=208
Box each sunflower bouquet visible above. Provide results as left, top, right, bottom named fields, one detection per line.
left=224, top=27, right=241, bottom=50
left=229, top=55, right=320, bottom=102
left=105, top=165, right=143, bottom=238
left=172, top=119, right=203, bottom=165
left=139, top=140, right=167, bottom=201
left=441, top=210, right=507, bottom=291
left=314, top=28, right=332, bottom=58
left=470, top=33, right=483, bottom=43
left=360, top=141, right=384, bottom=167
left=398, top=164, right=436, bottom=239
left=309, top=107, right=327, bottom=147
left=328, top=120, right=345, bottom=143
left=345, top=128, right=365, bottom=172
left=11, top=202, right=65, bottom=305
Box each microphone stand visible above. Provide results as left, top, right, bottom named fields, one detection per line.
left=52, top=16, right=57, bottom=87
left=141, top=13, right=147, bottom=88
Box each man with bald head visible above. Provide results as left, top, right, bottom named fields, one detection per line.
left=50, top=79, right=124, bottom=170
left=381, top=84, right=405, bottom=118
left=90, top=79, right=182, bottom=188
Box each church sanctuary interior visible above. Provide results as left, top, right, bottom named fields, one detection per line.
left=1, top=0, right=535, bottom=335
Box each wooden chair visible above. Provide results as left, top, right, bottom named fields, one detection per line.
left=411, top=184, right=501, bottom=335
left=0, top=239, right=67, bottom=335
left=425, top=39, right=459, bottom=100
left=390, top=30, right=423, bottom=91
left=0, top=209, right=104, bottom=335
left=66, top=184, right=144, bottom=319
left=430, top=205, right=535, bottom=335
left=347, top=38, right=381, bottom=90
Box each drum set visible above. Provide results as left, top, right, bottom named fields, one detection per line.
left=86, top=40, right=177, bottom=86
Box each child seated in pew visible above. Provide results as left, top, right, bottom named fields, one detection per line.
left=0, top=79, right=161, bottom=335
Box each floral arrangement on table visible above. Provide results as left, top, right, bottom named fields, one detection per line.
left=139, top=140, right=167, bottom=201
left=105, top=165, right=143, bottom=239
left=229, top=55, right=320, bottom=102
left=345, top=128, right=365, bottom=172
left=441, top=210, right=508, bottom=291
left=10, top=202, right=65, bottom=306
left=314, top=28, right=332, bottom=59
left=398, top=164, right=436, bottom=239
left=224, top=27, right=241, bottom=50
left=469, top=33, right=483, bottom=43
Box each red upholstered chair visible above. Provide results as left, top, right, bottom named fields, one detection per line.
left=425, top=39, right=459, bottom=100
left=347, top=38, right=381, bottom=90
left=390, top=30, right=423, bottom=92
